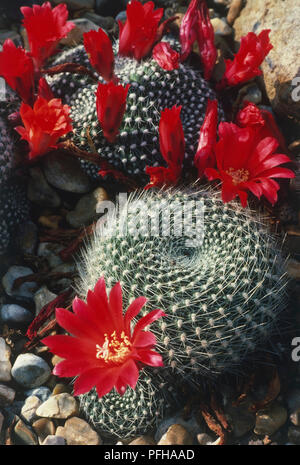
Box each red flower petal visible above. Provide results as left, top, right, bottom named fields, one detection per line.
left=133, top=331, right=156, bottom=348
left=136, top=349, right=164, bottom=367
left=132, top=309, right=165, bottom=341
left=96, top=81, right=130, bottom=143
left=152, top=42, right=180, bottom=71
left=179, top=0, right=217, bottom=79
left=124, top=296, right=148, bottom=335
left=114, top=359, right=139, bottom=394
left=83, top=28, right=115, bottom=82
left=194, top=99, right=218, bottom=178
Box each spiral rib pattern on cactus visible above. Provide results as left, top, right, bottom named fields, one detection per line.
left=77, top=187, right=289, bottom=380
left=79, top=368, right=182, bottom=439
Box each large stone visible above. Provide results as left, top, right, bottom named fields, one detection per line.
left=43, top=151, right=92, bottom=194
left=14, top=418, right=38, bottom=445
left=11, top=354, right=51, bottom=388
left=0, top=384, right=15, bottom=406
left=42, top=435, right=66, bottom=445
left=66, top=187, right=108, bottom=228
left=36, top=393, right=79, bottom=419
left=34, top=286, right=58, bottom=316
left=254, top=403, right=288, bottom=436
left=55, top=417, right=102, bottom=445
left=157, top=424, right=194, bottom=445
left=60, top=18, right=99, bottom=46
left=27, top=166, right=61, bottom=208
left=233, top=0, right=300, bottom=123
left=21, top=396, right=42, bottom=423
left=2, top=266, right=37, bottom=300
left=32, top=418, right=56, bottom=444
left=0, top=304, right=34, bottom=326
left=0, top=337, right=11, bottom=382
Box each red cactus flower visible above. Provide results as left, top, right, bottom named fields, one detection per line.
left=83, top=28, right=115, bottom=82
left=152, top=42, right=180, bottom=71
left=145, top=105, right=185, bottom=189
left=217, top=30, right=273, bottom=89
left=179, top=0, right=217, bottom=80
left=236, top=101, right=288, bottom=153
left=37, top=77, right=55, bottom=101
left=204, top=122, right=294, bottom=207
left=96, top=81, right=130, bottom=143
left=21, top=2, right=75, bottom=69
left=194, top=99, right=218, bottom=178
left=41, top=277, right=165, bottom=397
left=118, top=0, right=164, bottom=61
left=0, top=39, right=35, bottom=104
left=15, top=96, right=73, bottom=160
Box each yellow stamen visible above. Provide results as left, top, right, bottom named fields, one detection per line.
left=96, top=330, right=132, bottom=364
left=226, top=167, right=249, bottom=185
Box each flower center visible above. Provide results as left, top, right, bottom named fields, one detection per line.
left=226, top=167, right=249, bottom=185
left=96, top=331, right=132, bottom=364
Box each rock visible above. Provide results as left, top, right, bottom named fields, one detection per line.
left=95, top=0, right=125, bottom=18
left=288, top=426, right=300, bottom=445
left=17, top=221, right=38, bottom=255
left=211, top=17, right=233, bottom=36
left=0, top=383, right=15, bottom=406
left=155, top=411, right=202, bottom=442
left=197, top=433, right=215, bottom=445
left=0, top=337, right=11, bottom=382
left=66, top=187, right=109, bottom=228
left=157, top=424, right=194, bottom=445
left=14, top=418, right=38, bottom=445
left=11, top=354, right=51, bottom=388
left=2, top=266, right=37, bottom=299
left=83, top=12, right=116, bottom=31
left=225, top=403, right=256, bottom=438
left=242, top=84, right=262, bottom=104
left=290, top=408, right=300, bottom=426
left=0, top=304, right=34, bottom=326
left=34, top=286, right=58, bottom=316
left=233, top=0, right=300, bottom=123
left=27, top=166, right=61, bottom=208
left=129, top=435, right=156, bottom=445
left=0, top=30, right=22, bottom=46
left=0, top=410, right=4, bottom=433
left=24, top=387, right=51, bottom=403
left=287, top=259, right=300, bottom=279
left=254, top=403, right=288, bottom=436
left=52, top=0, right=95, bottom=10
left=55, top=417, right=102, bottom=445
left=60, top=18, right=99, bottom=46
left=36, top=393, right=79, bottom=419
left=227, top=0, right=243, bottom=26
left=32, top=418, right=56, bottom=444
left=37, top=242, right=64, bottom=269
left=21, top=396, right=42, bottom=423
left=43, top=151, right=92, bottom=194
left=52, top=383, right=71, bottom=396
left=42, top=435, right=66, bottom=445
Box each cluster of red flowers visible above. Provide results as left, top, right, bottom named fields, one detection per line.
left=0, top=2, right=74, bottom=159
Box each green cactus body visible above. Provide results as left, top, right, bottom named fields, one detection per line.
left=77, top=187, right=289, bottom=378
left=80, top=368, right=182, bottom=439
left=47, top=40, right=223, bottom=183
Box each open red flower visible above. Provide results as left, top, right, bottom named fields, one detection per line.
left=83, top=28, right=115, bottom=82
left=42, top=277, right=165, bottom=397
left=118, top=0, right=163, bottom=61
left=21, top=2, right=75, bottom=69
left=0, top=39, right=35, bottom=104
left=236, top=101, right=288, bottom=153
left=152, top=42, right=180, bottom=71
left=15, top=96, right=73, bottom=159
left=179, top=0, right=217, bottom=80
left=204, top=122, right=294, bottom=207
left=145, top=105, right=185, bottom=189
left=194, top=99, right=218, bottom=178
left=217, top=30, right=273, bottom=89
left=96, top=81, right=130, bottom=143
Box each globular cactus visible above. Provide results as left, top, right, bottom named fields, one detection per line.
left=0, top=116, right=30, bottom=254
left=46, top=40, right=222, bottom=183
left=79, top=368, right=183, bottom=439
left=77, top=187, right=289, bottom=380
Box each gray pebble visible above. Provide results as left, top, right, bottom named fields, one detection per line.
left=0, top=304, right=33, bottom=326
left=11, top=354, right=51, bottom=388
